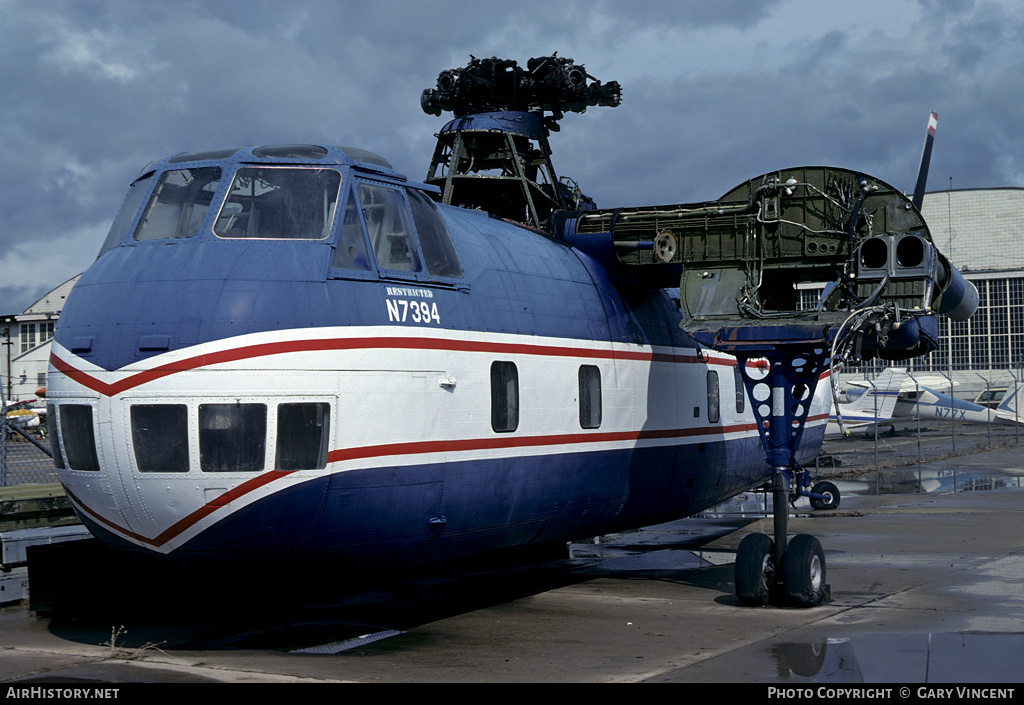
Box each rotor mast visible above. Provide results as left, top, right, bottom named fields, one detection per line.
left=421, top=55, right=621, bottom=228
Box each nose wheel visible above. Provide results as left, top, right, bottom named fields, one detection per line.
left=809, top=480, right=840, bottom=510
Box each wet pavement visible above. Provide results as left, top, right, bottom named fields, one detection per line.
left=2, top=423, right=1024, bottom=684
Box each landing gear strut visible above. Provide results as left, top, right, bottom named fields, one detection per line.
left=732, top=344, right=832, bottom=607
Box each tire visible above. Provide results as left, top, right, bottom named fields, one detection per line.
left=810, top=480, right=840, bottom=510
left=782, top=534, right=827, bottom=607
left=735, top=533, right=774, bottom=606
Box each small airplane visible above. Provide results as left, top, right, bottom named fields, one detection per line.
left=3, top=401, right=43, bottom=430
left=892, top=380, right=1015, bottom=426
left=44, top=59, right=974, bottom=609
left=837, top=372, right=1016, bottom=429
left=993, top=383, right=1024, bottom=423
left=827, top=367, right=906, bottom=436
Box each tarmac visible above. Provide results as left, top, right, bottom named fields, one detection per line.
left=1, top=423, right=1023, bottom=685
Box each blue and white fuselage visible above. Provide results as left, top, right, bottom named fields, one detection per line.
left=46, top=145, right=829, bottom=568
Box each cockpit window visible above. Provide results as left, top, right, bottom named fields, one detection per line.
left=331, top=190, right=372, bottom=271
left=358, top=182, right=422, bottom=272
left=100, top=173, right=154, bottom=254
left=251, top=145, right=328, bottom=160
left=329, top=180, right=463, bottom=282
left=168, top=147, right=242, bottom=163
left=134, top=167, right=222, bottom=241
left=408, top=189, right=463, bottom=278
left=214, top=167, right=341, bottom=240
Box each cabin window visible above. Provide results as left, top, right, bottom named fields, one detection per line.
left=131, top=404, right=189, bottom=473
left=134, top=167, right=222, bottom=241
left=707, top=371, right=721, bottom=424
left=58, top=405, right=100, bottom=471
left=358, top=182, right=422, bottom=272
left=47, top=404, right=64, bottom=470
left=734, top=365, right=745, bottom=414
left=490, top=361, right=519, bottom=433
left=101, top=174, right=154, bottom=253
left=579, top=365, right=602, bottom=429
left=408, top=190, right=463, bottom=278
left=199, top=403, right=267, bottom=472
left=276, top=403, right=331, bottom=471
left=214, top=167, right=341, bottom=240
left=331, top=190, right=373, bottom=271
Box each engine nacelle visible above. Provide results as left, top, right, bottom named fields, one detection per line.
left=853, top=234, right=978, bottom=322
left=934, top=253, right=980, bottom=322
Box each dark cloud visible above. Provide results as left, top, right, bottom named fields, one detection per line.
left=1, top=0, right=1023, bottom=312
left=563, top=0, right=1024, bottom=208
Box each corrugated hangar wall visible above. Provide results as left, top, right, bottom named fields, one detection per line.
left=921, top=188, right=1024, bottom=272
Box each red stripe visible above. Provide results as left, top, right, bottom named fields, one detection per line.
left=50, top=335, right=735, bottom=397
left=61, top=484, right=148, bottom=543
left=63, top=471, right=298, bottom=548
left=325, top=422, right=767, bottom=463
left=62, top=413, right=836, bottom=551
left=150, top=469, right=298, bottom=546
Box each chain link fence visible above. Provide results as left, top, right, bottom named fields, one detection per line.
left=2, top=384, right=56, bottom=488
left=1, top=416, right=56, bottom=487
left=820, top=419, right=1022, bottom=473
left=821, top=368, right=1024, bottom=473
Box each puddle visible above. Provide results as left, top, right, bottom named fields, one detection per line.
left=771, top=633, right=1024, bottom=683
left=774, top=638, right=861, bottom=682
left=571, top=465, right=1024, bottom=574
left=842, top=468, right=1024, bottom=497
left=702, top=466, right=1024, bottom=518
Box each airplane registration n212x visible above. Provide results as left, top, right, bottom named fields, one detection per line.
left=46, top=56, right=976, bottom=608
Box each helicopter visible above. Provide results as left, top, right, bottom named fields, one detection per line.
left=45, top=58, right=973, bottom=608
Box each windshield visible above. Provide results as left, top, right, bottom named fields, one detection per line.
left=134, top=167, right=222, bottom=241
left=214, top=167, right=342, bottom=240
left=99, top=173, right=154, bottom=253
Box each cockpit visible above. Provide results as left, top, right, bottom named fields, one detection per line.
left=97, top=144, right=463, bottom=283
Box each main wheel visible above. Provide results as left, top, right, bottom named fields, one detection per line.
left=735, top=533, right=774, bottom=606
left=810, top=480, right=840, bottom=510
left=781, top=533, right=827, bottom=607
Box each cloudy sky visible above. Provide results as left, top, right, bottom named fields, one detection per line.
left=2, top=0, right=1023, bottom=313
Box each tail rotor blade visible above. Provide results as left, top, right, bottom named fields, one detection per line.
left=912, top=111, right=938, bottom=210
